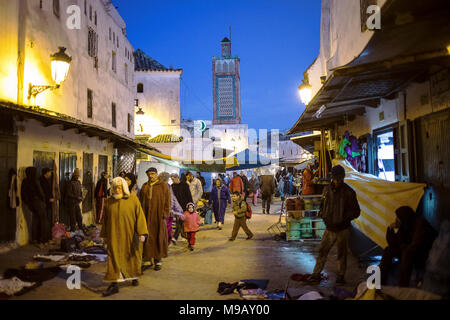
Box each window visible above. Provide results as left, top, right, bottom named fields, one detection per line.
left=117, top=37, right=119, bottom=48
left=53, top=0, right=60, bottom=18
left=134, top=99, right=139, bottom=107
left=109, top=28, right=111, bottom=41
left=112, top=51, right=117, bottom=72
left=94, top=11, right=97, bottom=25
left=125, top=63, right=128, bottom=84
left=88, top=28, right=98, bottom=58
left=113, top=32, right=115, bottom=44
left=40, top=0, right=43, bottom=9
left=84, top=0, right=87, bottom=15
left=87, top=89, right=93, bottom=119
left=127, top=113, right=132, bottom=133
left=137, top=83, right=144, bottom=93
left=111, top=103, right=116, bottom=128
left=89, top=5, right=92, bottom=21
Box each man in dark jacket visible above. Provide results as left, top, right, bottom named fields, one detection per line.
left=21, top=167, right=50, bottom=244
left=259, top=175, right=276, bottom=214
left=39, top=168, right=54, bottom=241
left=307, top=165, right=360, bottom=285
left=380, top=206, right=437, bottom=287
left=196, top=172, right=206, bottom=192
left=94, top=172, right=109, bottom=224
left=66, top=168, right=84, bottom=231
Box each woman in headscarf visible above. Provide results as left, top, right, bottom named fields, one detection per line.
left=101, top=177, right=148, bottom=297
left=125, top=173, right=138, bottom=196
left=209, top=178, right=231, bottom=230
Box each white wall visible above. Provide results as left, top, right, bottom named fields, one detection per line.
left=0, top=0, right=135, bottom=137
left=307, top=0, right=387, bottom=97
left=135, top=71, right=182, bottom=137
left=15, top=119, right=114, bottom=245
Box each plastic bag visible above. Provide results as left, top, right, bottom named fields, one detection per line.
left=52, top=223, right=67, bottom=239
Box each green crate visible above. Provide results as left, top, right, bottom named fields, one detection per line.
left=313, top=220, right=326, bottom=238
left=287, top=230, right=301, bottom=241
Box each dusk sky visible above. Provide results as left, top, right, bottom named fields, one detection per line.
left=114, top=0, right=321, bottom=132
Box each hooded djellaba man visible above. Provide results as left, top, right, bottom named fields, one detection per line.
left=100, top=177, right=148, bottom=297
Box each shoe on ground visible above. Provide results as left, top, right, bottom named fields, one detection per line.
left=131, top=279, right=139, bottom=287
left=305, top=274, right=321, bottom=284
left=336, top=276, right=346, bottom=285
left=228, top=238, right=235, bottom=241
left=102, top=283, right=119, bottom=297
left=262, top=210, right=266, bottom=215
left=189, top=246, right=194, bottom=251
left=154, top=264, right=162, bottom=271
left=246, top=234, right=254, bottom=240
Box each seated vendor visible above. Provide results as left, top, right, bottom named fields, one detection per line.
left=379, top=206, right=437, bottom=287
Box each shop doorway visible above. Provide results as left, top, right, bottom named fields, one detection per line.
left=82, top=153, right=94, bottom=213
left=374, top=130, right=395, bottom=181
left=59, top=152, right=77, bottom=225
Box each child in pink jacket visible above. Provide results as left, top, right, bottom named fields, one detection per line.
left=184, top=202, right=201, bottom=251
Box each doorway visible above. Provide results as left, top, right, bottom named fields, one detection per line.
left=82, top=153, right=94, bottom=213
left=374, top=129, right=395, bottom=181
left=59, top=152, right=77, bottom=225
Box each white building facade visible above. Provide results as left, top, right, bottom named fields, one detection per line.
left=0, top=0, right=136, bottom=245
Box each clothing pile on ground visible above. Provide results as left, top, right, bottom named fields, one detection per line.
left=0, top=267, right=61, bottom=299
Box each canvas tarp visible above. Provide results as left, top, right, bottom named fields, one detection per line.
left=333, top=159, right=426, bottom=248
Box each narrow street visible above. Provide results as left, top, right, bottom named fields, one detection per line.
left=1, top=199, right=367, bottom=300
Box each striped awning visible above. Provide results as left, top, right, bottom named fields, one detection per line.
left=334, top=159, right=426, bottom=248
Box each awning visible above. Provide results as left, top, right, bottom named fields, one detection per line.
left=225, top=148, right=277, bottom=171
left=0, top=100, right=158, bottom=151
left=288, top=0, right=450, bottom=134
left=136, top=147, right=240, bottom=173
left=290, top=131, right=321, bottom=153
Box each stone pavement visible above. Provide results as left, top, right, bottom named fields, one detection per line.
left=0, top=199, right=368, bottom=300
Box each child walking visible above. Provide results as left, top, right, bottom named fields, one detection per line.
left=184, top=202, right=201, bottom=251
left=229, top=192, right=254, bottom=241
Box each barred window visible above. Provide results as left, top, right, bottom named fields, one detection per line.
left=137, top=83, right=144, bottom=93
left=112, top=51, right=117, bottom=72
left=127, top=113, right=132, bottom=133
left=88, top=28, right=98, bottom=58
left=87, top=89, right=93, bottom=119
left=111, top=103, right=116, bottom=128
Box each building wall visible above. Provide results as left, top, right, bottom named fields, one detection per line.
left=15, top=118, right=114, bottom=245
left=0, top=0, right=19, bottom=102
left=134, top=71, right=182, bottom=137
left=308, top=0, right=387, bottom=97
left=0, top=0, right=135, bottom=138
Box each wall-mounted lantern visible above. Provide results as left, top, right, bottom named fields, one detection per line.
left=298, top=72, right=312, bottom=106
left=28, top=47, right=72, bottom=99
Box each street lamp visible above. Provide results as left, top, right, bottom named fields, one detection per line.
left=298, top=72, right=312, bottom=106
left=28, top=47, right=72, bottom=99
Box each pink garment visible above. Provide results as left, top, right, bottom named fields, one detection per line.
left=184, top=211, right=201, bottom=233
left=166, top=216, right=174, bottom=241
